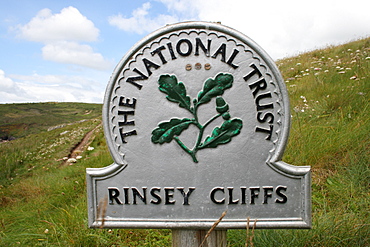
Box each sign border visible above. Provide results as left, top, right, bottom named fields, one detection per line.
left=87, top=21, right=311, bottom=229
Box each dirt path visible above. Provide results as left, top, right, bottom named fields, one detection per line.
left=64, top=122, right=102, bottom=164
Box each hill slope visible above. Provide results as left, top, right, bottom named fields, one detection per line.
left=0, top=102, right=102, bottom=141
left=0, top=38, right=369, bottom=246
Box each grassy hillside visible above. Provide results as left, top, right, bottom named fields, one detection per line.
left=229, top=38, right=369, bottom=246
left=0, top=102, right=102, bottom=141
left=0, top=38, right=369, bottom=246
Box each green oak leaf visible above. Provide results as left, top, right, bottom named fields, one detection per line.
left=158, top=75, right=192, bottom=111
left=151, top=118, right=194, bottom=144
left=199, top=118, right=243, bottom=149
left=197, top=73, right=233, bottom=106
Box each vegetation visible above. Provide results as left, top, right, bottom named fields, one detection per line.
left=0, top=38, right=369, bottom=246
left=0, top=102, right=101, bottom=140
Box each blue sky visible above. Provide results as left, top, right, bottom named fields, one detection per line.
left=1, top=0, right=369, bottom=103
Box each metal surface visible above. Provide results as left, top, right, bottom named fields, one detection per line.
left=86, top=21, right=311, bottom=229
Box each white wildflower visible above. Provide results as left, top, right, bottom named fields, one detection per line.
left=67, top=158, right=77, bottom=163
left=76, top=156, right=82, bottom=160
left=87, top=146, right=94, bottom=151
left=350, top=76, right=357, bottom=80
left=44, top=229, right=49, bottom=234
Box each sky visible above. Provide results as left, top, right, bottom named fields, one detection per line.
left=0, top=0, right=369, bottom=104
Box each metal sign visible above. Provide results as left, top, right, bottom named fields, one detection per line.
left=87, top=22, right=311, bottom=229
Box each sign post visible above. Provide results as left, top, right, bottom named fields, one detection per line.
left=87, top=21, right=311, bottom=245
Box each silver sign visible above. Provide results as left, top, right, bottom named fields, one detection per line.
left=87, top=22, right=311, bottom=229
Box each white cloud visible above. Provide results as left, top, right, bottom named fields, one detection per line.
left=42, top=41, right=112, bottom=70
left=156, top=0, right=370, bottom=59
left=15, top=7, right=111, bottom=70
left=0, top=70, right=105, bottom=103
left=0, top=70, right=26, bottom=95
left=17, top=6, right=99, bottom=43
left=108, top=2, right=179, bottom=34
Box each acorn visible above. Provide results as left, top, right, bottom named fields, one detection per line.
left=216, top=96, right=229, bottom=114
left=222, top=112, right=231, bottom=120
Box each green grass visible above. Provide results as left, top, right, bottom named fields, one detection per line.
left=0, top=102, right=102, bottom=140
left=0, top=38, right=369, bottom=246
left=227, top=38, right=370, bottom=246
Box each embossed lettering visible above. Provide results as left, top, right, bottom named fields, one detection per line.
left=142, top=58, right=160, bottom=76
left=263, top=186, right=274, bottom=204
left=250, top=187, right=260, bottom=204
left=164, top=187, right=176, bottom=204
left=210, top=187, right=225, bottom=204
left=212, top=43, right=226, bottom=62
left=241, top=187, right=247, bottom=204
left=209, top=186, right=289, bottom=205
left=123, top=187, right=129, bottom=204
left=126, top=68, right=147, bottom=89
left=243, top=63, right=262, bottom=82
left=195, top=38, right=211, bottom=57
left=151, top=46, right=167, bottom=64
left=132, top=187, right=147, bottom=204
left=275, top=186, right=288, bottom=203
left=177, top=187, right=196, bottom=205
left=176, top=39, right=193, bottom=56
left=119, top=129, right=137, bottom=143
left=108, top=187, right=123, bottom=205
left=244, top=64, right=275, bottom=140
left=119, top=96, right=136, bottom=108
left=256, top=125, right=273, bottom=140
left=118, top=111, right=135, bottom=126
left=257, top=112, right=274, bottom=124
left=150, top=187, right=162, bottom=204
left=167, top=42, right=177, bottom=60
left=226, top=49, right=239, bottom=69
left=228, top=187, right=239, bottom=204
